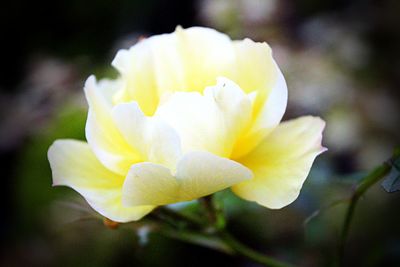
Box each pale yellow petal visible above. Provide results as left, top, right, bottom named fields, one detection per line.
left=174, top=26, right=236, bottom=92
left=233, top=38, right=277, bottom=93
left=232, top=67, right=288, bottom=158
left=155, top=77, right=252, bottom=157
left=111, top=27, right=236, bottom=115
left=111, top=102, right=182, bottom=170
left=232, top=116, right=326, bottom=209
left=48, top=140, right=153, bottom=222
left=122, top=151, right=252, bottom=206
left=112, top=41, right=159, bottom=115
left=84, top=76, right=142, bottom=175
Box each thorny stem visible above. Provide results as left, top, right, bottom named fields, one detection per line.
left=338, top=149, right=400, bottom=266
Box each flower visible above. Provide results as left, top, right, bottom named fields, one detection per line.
left=48, top=27, right=326, bottom=223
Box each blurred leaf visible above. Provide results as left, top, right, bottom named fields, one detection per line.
left=339, top=149, right=400, bottom=263
left=381, top=157, right=400, bottom=193
left=15, top=100, right=86, bottom=234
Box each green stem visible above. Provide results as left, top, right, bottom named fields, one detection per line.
left=338, top=150, right=400, bottom=265
left=156, top=218, right=295, bottom=267
left=150, top=199, right=295, bottom=267
left=155, top=206, right=204, bottom=228
left=199, top=195, right=226, bottom=230
left=199, top=196, right=295, bottom=267
left=159, top=227, right=234, bottom=254
left=199, top=196, right=216, bottom=223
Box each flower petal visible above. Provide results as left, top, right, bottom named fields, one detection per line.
left=112, top=41, right=159, bottom=115
left=111, top=101, right=182, bottom=170
left=233, top=39, right=277, bottom=93
left=111, top=26, right=236, bottom=115
left=173, top=26, right=236, bottom=93
left=231, top=39, right=288, bottom=158
left=232, top=67, right=288, bottom=158
left=155, top=77, right=252, bottom=157
left=122, top=151, right=252, bottom=206
left=48, top=140, right=153, bottom=222
left=84, top=76, right=142, bottom=175
left=232, top=116, right=326, bottom=209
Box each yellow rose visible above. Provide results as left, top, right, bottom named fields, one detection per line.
left=48, top=27, right=326, bottom=222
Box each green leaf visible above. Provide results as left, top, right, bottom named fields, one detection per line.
left=381, top=157, right=400, bottom=193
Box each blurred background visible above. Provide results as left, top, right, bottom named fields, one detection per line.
left=1, top=0, right=400, bottom=266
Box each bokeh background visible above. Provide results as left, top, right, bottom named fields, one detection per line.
left=1, top=0, right=400, bottom=266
